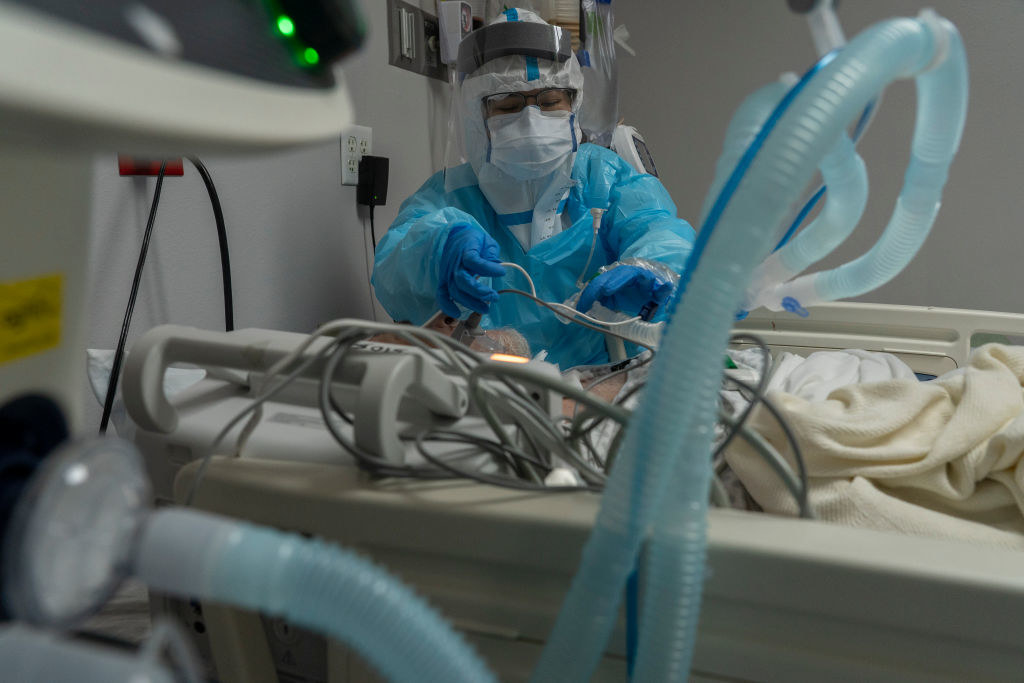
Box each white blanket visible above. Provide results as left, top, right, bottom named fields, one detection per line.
left=766, top=348, right=916, bottom=402
left=726, top=344, right=1024, bottom=549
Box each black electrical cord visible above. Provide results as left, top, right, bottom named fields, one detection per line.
left=188, top=157, right=234, bottom=331
left=99, top=163, right=167, bottom=435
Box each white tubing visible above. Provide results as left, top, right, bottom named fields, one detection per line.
left=746, top=132, right=868, bottom=311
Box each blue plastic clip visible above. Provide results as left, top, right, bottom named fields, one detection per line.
left=781, top=297, right=810, bottom=318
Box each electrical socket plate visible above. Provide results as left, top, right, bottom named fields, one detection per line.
left=386, top=0, right=448, bottom=82
left=340, top=125, right=372, bottom=186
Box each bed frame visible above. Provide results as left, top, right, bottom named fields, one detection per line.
left=735, top=301, right=1024, bottom=375
left=145, top=303, right=1024, bottom=682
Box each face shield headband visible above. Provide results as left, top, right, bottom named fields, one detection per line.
left=456, top=17, right=574, bottom=78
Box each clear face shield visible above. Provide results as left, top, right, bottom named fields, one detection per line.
left=443, top=9, right=585, bottom=192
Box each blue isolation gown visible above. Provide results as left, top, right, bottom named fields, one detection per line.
left=372, top=143, right=695, bottom=369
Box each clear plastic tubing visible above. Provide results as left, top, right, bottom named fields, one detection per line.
left=748, top=132, right=868, bottom=310
left=701, top=76, right=870, bottom=311
left=698, top=76, right=796, bottom=228
left=531, top=13, right=966, bottom=682
left=135, top=508, right=497, bottom=683
left=773, top=134, right=867, bottom=276
left=769, top=12, right=967, bottom=312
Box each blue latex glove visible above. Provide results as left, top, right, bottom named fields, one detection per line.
left=577, top=265, right=674, bottom=318
left=436, top=222, right=506, bottom=318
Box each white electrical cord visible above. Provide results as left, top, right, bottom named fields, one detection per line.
left=181, top=317, right=620, bottom=502
left=499, top=261, right=536, bottom=297
left=498, top=262, right=643, bottom=328
left=550, top=303, right=643, bottom=328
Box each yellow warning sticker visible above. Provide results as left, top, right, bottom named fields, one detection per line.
left=0, top=274, right=63, bottom=365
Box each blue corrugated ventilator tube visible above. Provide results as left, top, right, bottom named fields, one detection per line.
left=771, top=97, right=877, bottom=256
left=700, top=75, right=871, bottom=315
left=134, top=507, right=497, bottom=683
left=530, top=11, right=967, bottom=682
left=5, top=431, right=498, bottom=681
left=748, top=130, right=867, bottom=309
left=748, top=17, right=967, bottom=314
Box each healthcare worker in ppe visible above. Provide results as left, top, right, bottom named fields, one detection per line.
left=372, top=8, right=695, bottom=369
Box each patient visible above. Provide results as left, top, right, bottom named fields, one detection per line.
left=372, top=315, right=531, bottom=357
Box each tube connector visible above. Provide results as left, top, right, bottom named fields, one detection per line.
left=134, top=507, right=241, bottom=598
left=807, top=0, right=846, bottom=57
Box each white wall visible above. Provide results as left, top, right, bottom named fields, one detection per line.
left=84, top=1, right=1024, bottom=428
left=83, top=0, right=449, bottom=429
left=615, top=0, right=1024, bottom=314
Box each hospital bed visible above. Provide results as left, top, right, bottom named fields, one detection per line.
left=133, top=302, right=1024, bottom=683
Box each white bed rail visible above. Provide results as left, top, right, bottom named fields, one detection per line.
left=734, top=302, right=1024, bottom=376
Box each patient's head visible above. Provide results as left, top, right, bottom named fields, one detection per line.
left=472, top=328, right=530, bottom=358
left=374, top=316, right=530, bottom=358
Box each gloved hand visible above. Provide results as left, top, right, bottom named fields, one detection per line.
left=577, top=265, right=674, bottom=319
left=436, top=222, right=506, bottom=318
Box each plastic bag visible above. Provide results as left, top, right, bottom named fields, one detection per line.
left=577, top=0, right=618, bottom=147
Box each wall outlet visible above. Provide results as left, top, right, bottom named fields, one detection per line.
left=340, top=125, right=372, bottom=186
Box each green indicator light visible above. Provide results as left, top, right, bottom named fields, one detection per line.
left=303, top=47, right=320, bottom=65
left=276, top=15, right=295, bottom=36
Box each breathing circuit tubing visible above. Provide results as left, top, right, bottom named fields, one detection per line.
left=531, top=12, right=967, bottom=681
left=741, top=19, right=963, bottom=313
left=135, top=507, right=497, bottom=683
left=3, top=437, right=496, bottom=682
left=3, top=14, right=967, bottom=683
left=773, top=98, right=877, bottom=252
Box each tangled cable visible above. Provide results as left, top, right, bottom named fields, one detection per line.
left=182, top=319, right=811, bottom=519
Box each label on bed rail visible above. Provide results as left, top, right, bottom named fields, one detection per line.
left=0, top=274, right=63, bottom=365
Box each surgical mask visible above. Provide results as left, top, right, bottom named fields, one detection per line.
left=486, top=107, right=578, bottom=181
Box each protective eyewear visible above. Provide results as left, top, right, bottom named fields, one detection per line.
left=483, top=88, right=575, bottom=117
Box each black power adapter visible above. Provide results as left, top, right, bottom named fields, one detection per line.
left=356, top=155, right=389, bottom=207
left=356, top=155, right=389, bottom=251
